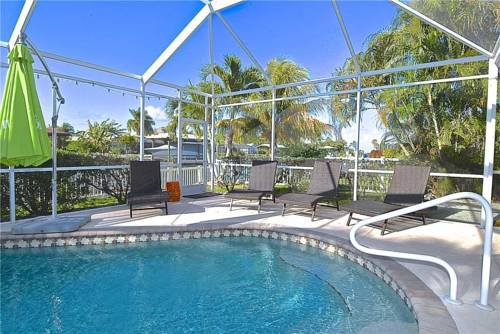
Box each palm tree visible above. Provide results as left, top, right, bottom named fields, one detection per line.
left=243, top=58, right=331, bottom=148
left=164, top=82, right=218, bottom=140
left=326, top=68, right=357, bottom=141
left=202, top=55, right=264, bottom=156
left=354, top=0, right=493, bottom=162
left=127, top=108, right=155, bottom=136
left=78, top=119, right=124, bottom=154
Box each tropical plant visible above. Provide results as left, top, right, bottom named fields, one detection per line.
left=126, top=108, right=155, bottom=136
left=348, top=0, right=496, bottom=168
left=331, top=0, right=500, bottom=197
left=243, top=58, right=331, bottom=148
left=326, top=69, right=357, bottom=141
left=73, top=119, right=124, bottom=154
left=201, top=55, right=265, bottom=156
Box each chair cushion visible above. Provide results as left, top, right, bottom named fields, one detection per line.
left=127, top=191, right=169, bottom=205
left=225, top=189, right=266, bottom=200
left=277, top=193, right=325, bottom=206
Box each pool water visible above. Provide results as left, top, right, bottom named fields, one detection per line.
left=1, top=238, right=417, bottom=333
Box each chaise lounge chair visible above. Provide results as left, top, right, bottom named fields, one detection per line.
left=342, top=165, right=431, bottom=235
left=277, top=160, right=342, bottom=221
left=225, top=160, right=278, bottom=213
left=127, top=160, right=169, bottom=218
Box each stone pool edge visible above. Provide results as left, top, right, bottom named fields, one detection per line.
left=0, top=226, right=458, bottom=334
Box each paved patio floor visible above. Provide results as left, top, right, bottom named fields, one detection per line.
left=1, top=195, right=499, bottom=334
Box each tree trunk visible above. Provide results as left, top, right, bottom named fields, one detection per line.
left=427, top=88, right=442, bottom=154
left=398, top=142, right=410, bottom=157
left=225, top=125, right=234, bottom=157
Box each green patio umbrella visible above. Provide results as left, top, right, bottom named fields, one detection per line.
left=0, top=43, right=51, bottom=167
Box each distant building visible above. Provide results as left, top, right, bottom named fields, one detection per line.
left=216, top=143, right=258, bottom=155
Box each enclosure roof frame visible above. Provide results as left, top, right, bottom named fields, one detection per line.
left=8, top=0, right=497, bottom=92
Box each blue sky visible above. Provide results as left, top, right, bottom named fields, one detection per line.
left=0, top=0, right=398, bottom=151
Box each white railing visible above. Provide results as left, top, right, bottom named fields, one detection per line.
left=349, top=192, right=495, bottom=311
left=1, top=164, right=206, bottom=222
left=159, top=165, right=205, bottom=186
left=213, top=161, right=488, bottom=194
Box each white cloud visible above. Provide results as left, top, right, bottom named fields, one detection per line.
left=341, top=109, right=385, bottom=152
left=145, top=105, right=167, bottom=121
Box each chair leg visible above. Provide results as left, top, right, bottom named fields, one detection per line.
left=129, top=204, right=133, bottom=218
left=282, top=203, right=286, bottom=216
left=381, top=219, right=388, bottom=235
left=258, top=199, right=262, bottom=213
left=346, top=212, right=353, bottom=226
left=336, top=200, right=340, bottom=211
left=229, top=199, right=233, bottom=211
left=272, top=193, right=276, bottom=203
left=422, top=215, right=426, bottom=225
left=311, top=203, right=317, bottom=221
left=165, top=201, right=168, bottom=215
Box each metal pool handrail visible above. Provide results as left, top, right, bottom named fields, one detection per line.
left=349, top=192, right=495, bottom=311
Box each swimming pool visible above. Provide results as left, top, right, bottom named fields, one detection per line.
left=1, top=237, right=417, bottom=333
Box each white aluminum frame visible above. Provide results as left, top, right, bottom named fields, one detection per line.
left=482, top=59, right=498, bottom=205
left=142, top=0, right=244, bottom=84
left=2, top=0, right=497, bottom=228
left=214, top=10, right=271, bottom=83
left=331, top=0, right=360, bottom=72
left=139, top=81, right=146, bottom=160
left=390, top=0, right=493, bottom=57
left=352, top=75, right=362, bottom=201
left=8, top=0, right=36, bottom=50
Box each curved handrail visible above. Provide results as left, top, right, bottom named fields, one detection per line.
left=349, top=192, right=494, bottom=311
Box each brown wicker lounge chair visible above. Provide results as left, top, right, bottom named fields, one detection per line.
left=225, top=160, right=278, bottom=213
left=127, top=161, right=169, bottom=218
left=342, top=165, right=431, bottom=235
left=277, top=160, right=342, bottom=221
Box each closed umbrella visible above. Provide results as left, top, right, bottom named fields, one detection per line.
left=1, top=36, right=67, bottom=225
left=0, top=43, right=51, bottom=166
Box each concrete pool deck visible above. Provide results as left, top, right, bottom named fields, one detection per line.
left=1, top=195, right=499, bottom=334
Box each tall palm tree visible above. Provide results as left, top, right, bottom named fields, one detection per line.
left=127, top=108, right=155, bottom=136
left=202, top=55, right=264, bottom=156
left=243, top=58, right=331, bottom=148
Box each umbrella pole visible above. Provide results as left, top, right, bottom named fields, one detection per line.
left=51, top=88, right=57, bottom=220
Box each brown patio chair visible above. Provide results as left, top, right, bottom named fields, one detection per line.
left=342, top=165, right=431, bottom=235
left=127, top=161, right=169, bottom=218
left=225, top=160, right=278, bottom=213
left=277, top=160, right=342, bottom=221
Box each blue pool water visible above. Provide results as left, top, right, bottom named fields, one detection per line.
left=1, top=238, right=417, bottom=333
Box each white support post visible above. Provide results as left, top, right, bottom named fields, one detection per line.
left=9, top=167, right=15, bottom=223
left=177, top=90, right=183, bottom=186
left=211, top=97, right=216, bottom=191
left=490, top=35, right=500, bottom=66
left=204, top=95, right=209, bottom=187
left=482, top=59, right=498, bottom=207
left=209, top=12, right=216, bottom=191
left=353, top=75, right=362, bottom=201
left=51, top=88, right=58, bottom=219
left=139, top=81, right=146, bottom=160
left=271, top=88, right=276, bottom=160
